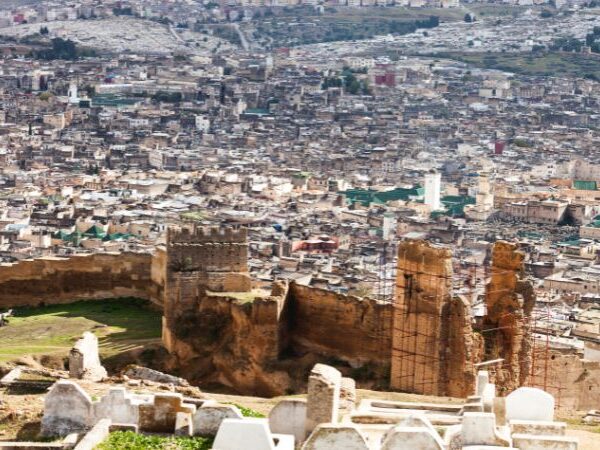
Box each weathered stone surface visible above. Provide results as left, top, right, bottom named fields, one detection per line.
left=138, top=393, right=195, bottom=433
left=509, top=420, right=566, bottom=436
left=213, top=418, right=294, bottom=450
left=69, top=332, right=107, bottom=382
left=269, top=399, right=307, bottom=443
left=93, top=387, right=149, bottom=425
left=175, top=411, right=192, bottom=436
left=512, top=433, right=578, bottom=450
left=41, top=380, right=94, bottom=437
left=505, top=387, right=554, bottom=422
left=123, top=365, right=188, bottom=386
left=339, top=377, right=356, bottom=418
left=391, top=240, right=477, bottom=397
left=0, top=252, right=163, bottom=309
left=531, top=353, right=600, bottom=411
left=192, top=401, right=243, bottom=437
left=73, top=419, right=111, bottom=450
left=483, top=242, right=534, bottom=393
left=305, top=364, right=341, bottom=435
left=302, top=424, right=369, bottom=450
left=381, top=426, right=444, bottom=450
left=461, top=412, right=511, bottom=447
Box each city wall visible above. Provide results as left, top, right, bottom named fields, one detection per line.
left=283, top=283, right=394, bottom=371
left=531, top=352, right=600, bottom=411
left=0, top=252, right=164, bottom=309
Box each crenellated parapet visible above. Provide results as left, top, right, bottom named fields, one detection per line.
left=167, top=225, right=247, bottom=246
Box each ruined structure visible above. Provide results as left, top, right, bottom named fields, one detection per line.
left=483, top=241, right=535, bottom=392
left=391, top=240, right=478, bottom=397
left=69, top=332, right=107, bottom=382
left=2, top=228, right=597, bottom=409
left=0, top=252, right=164, bottom=308
left=165, top=225, right=251, bottom=294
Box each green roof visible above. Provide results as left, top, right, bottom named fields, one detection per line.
left=84, top=225, right=106, bottom=238
left=343, top=187, right=424, bottom=206
left=574, top=180, right=597, bottom=191
left=244, top=108, right=270, bottom=115
left=432, top=195, right=476, bottom=218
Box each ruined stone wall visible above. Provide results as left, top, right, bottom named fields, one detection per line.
left=284, top=283, right=394, bottom=372
left=162, top=281, right=290, bottom=396
left=390, top=240, right=478, bottom=397
left=530, top=352, right=600, bottom=411
left=484, top=241, right=534, bottom=393
left=0, top=252, right=163, bottom=309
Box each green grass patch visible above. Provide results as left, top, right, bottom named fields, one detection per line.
left=0, top=298, right=161, bottom=363
left=436, top=51, right=600, bottom=80
left=96, top=431, right=213, bottom=450
left=227, top=403, right=266, bottom=418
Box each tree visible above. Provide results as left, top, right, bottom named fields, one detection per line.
left=464, top=13, right=473, bottom=23
left=39, top=26, right=49, bottom=35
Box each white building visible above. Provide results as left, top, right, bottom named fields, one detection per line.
left=424, top=171, right=442, bottom=211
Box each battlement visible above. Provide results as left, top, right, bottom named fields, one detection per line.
left=167, top=225, right=247, bottom=246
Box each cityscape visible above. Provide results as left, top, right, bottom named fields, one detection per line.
left=0, top=0, right=599, bottom=449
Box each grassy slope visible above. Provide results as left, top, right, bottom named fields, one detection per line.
left=0, top=298, right=162, bottom=363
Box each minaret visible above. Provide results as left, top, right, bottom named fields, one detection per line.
left=424, top=170, right=442, bottom=211
left=68, top=82, right=78, bottom=104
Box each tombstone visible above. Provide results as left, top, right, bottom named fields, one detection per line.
left=305, top=364, right=342, bottom=435
left=41, top=380, right=94, bottom=437
left=509, top=419, right=566, bottom=436
left=73, top=418, right=111, bottom=450
left=381, top=426, right=444, bottom=450
left=93, top=387, right=147, bottom=425
left=512, top=433, right=578, bottom=450
left=481, top=383, right=496, bottom=413
left=138, top=393, right=196, bottom=433
left=175, top=411, right=193, bottom=436
left=476, top=371, right=490, bottom=396
left=69, top=332, right=107, bottom=382
left=462, top=412, right=511, bottom=447
left=123, top=365, right=188, bottom=386
left=192, top=401, right=243, bottom=436
left=269, top=398, right=307, bottom=443
left=213, top=418, right=294, bottom=450
left=302, top=424, right=370, bottom=450
left=399, top=414, right=437, bottom=435
left=505, top=387, right=555, bottom=422
left=339, top=377, right=356, bottom=417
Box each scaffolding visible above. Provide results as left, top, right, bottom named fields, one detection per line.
left=388, top=241, right=561, bottom=399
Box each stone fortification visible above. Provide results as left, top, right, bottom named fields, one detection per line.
left=390, top=240, right=478, bottom=397
left=0, top=251, right=164, bottom=309
left=483, top=241, right=535, bottom=393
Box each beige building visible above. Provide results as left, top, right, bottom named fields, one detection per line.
left=502, top=199, right=569, bottom=224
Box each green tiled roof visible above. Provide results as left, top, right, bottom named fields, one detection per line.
left=574, top=180, right=597, bottom=191
left=343, top=187, right=423, bottom=206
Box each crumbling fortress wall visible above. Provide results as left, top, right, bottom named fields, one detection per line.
left=483, top=241, right=534, bottom=393
left=0, top=252, right=164, bottom=309
left=283, top=284, right=393, bottom=373
left=2, top=227, right=597, bottom=407
left=390, top=240, right=478, bottom=397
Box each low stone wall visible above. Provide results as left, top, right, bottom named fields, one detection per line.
left=530, top=352, right=600, bottom=411
left=0, top=252, right=164, bottom=309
